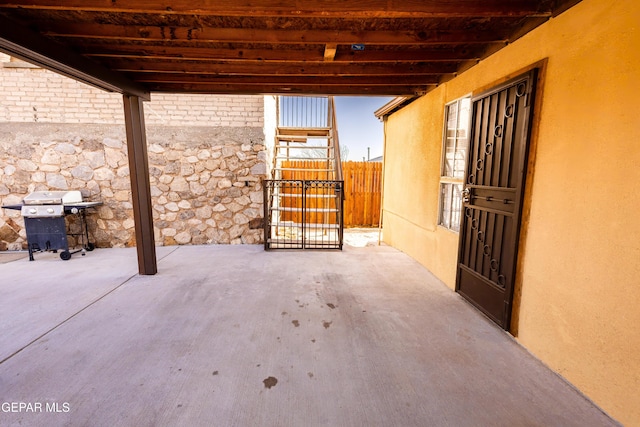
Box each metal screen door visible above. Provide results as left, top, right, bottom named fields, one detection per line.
left=456, top=70, right=537, bottom=330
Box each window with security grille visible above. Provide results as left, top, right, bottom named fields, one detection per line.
left=439, top=97, right=471, bottom=232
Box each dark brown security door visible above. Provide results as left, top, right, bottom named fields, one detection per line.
left=456, top=70, right=537, bottom=330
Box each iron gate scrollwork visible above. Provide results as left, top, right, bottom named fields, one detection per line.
left=264, top=179, right=343, bottom=250
left=455, top=69, right=537, bottom=329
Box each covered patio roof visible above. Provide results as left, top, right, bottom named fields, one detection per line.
left=0, top=1, right=581, bottom=97
left=0, top=1, right=583, bottom=275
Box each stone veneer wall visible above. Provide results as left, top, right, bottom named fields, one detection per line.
left=0, top=54, right=270, bottom=250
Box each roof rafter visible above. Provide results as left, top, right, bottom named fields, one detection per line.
left=42, top=24, right=509, bottom=45
left=134, top=74, right=440, bottom=86
left=0, top=0, right=582, bottom=96
left=0, top=14, right=150, bottom=99
left=107, top=59, right=459, bottom=76
left=78, top=44, right=487, bottom=63
left=145, top=83, right=432, bottom=96
left=0, top=0, right=554, bottom=18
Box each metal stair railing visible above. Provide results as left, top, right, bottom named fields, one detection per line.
left=264, top=95, right=344, bottom=250
left=328, top=96, right=344, bottom=247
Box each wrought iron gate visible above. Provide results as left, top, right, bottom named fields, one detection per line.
left=264, top=179, right=343, bottom=250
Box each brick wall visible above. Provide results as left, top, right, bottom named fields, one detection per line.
left=0, top=53, right=264, bottom=127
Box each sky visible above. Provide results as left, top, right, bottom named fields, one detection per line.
left=334, top=96, right=393, bottom=162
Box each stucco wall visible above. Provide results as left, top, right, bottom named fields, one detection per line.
left=381, top=0, right=640, bottom=424
left=381, top=87, right=461, bottom=287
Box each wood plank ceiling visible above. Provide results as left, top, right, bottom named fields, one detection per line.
left=0, top=1, right=581, bottom=96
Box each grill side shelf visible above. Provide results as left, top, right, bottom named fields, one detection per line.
left=1, top=204, right=23, bottom=211
left=64, top=202, right=103, bottom=209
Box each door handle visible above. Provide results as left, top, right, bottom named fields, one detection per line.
left=462, top=188, right=470, bottom=204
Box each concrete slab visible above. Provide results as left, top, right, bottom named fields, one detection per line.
left=0, top=251, right=28, bottom=264
left=0, top=245, right=619, bottom=426
left=0, top=246, right=176, bottom=362
left=343, top=227, right=382, bottom=247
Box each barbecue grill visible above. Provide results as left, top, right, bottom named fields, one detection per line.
left=2, top=190, right=102, bottom=261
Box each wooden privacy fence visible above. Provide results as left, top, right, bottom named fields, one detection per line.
left=342, top=161, right=382, bottom=227
left=280, top=160, right=382, bottom=227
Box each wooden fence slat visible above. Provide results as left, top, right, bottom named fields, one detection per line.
left=279, top=160, right=382, bottom=227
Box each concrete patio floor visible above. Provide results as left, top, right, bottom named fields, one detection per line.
left=0, top=243, right=618, bottom=426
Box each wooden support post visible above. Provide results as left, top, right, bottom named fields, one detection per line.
left=123, top=95, right=157, bottom=275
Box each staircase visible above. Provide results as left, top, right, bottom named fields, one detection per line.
left=264, top=96, right=344, bottom=249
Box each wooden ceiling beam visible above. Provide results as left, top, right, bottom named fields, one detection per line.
left=145, top=83, right=433, bottom=96
left=0, top=14, right=150, bottom=99
left=80, top=44, right=485, bottom=63
left=335, top=48, right=485, bottom=62
left=0, top=2, right=585, bottom=96
left=43, top=23, right=508, bottom=45
left=0, top=1, right=553, bottom=18
left=108, top=59, right=458, bottom=76
left=134, top=74, right=441, bottom=86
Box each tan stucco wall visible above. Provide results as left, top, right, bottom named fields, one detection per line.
left=381, top=87, right=461, bottom=287
left=381, top=0, right=640, bottom=424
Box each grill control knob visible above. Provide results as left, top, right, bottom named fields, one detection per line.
left=29, top=208, right=37, bottom=215
left=47, top=208, right=54, bottom=214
